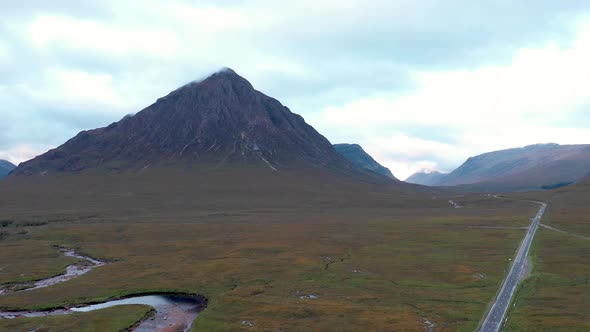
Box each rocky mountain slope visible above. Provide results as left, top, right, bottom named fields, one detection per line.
left=334, top=144, right=396, bottom=179
left=12, top=68, right=386, bottom=184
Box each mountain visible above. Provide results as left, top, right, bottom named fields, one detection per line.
left=0, top=160, right=16, bottom=178
left=333, top=144, right=396, bottom=179
left=13, top=68, right=383, bottom=182
left=436, top=143, right=590, bottom=191
left=405, top=170, right=446, bottom=186
left=2, top=68, right=428, bottom=217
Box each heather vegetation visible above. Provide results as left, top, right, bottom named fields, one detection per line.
left=0, top=305, right=153, bottom=332
left=0, top=70, right=587, bottom=331
left=0, top=172, right=540, bottom=330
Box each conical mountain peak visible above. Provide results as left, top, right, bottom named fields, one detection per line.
left=194, top=67, right=254, bottom=89
left=212, top=67, right=239, bottom=77
left=164, top=67, right=255, bottom=104
left=201, top=67, right=249, bottom=84
left=13, top=69, right=383, bottom=180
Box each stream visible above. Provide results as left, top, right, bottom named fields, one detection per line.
left=0, top=248, right=105, bottom=295
left=0, top=294, right=206, bottom=332
left=0, top=248, right=207, bottom=331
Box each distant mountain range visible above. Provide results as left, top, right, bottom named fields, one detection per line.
left=12, top=68, right=395, bottom=186
left=334, top=144, right=397, bottom=179
left=406, top=143, right=590, bottom=191
left=405, top=170, right=446, bottom=186
left=0, top=160, right=16, bottom=178
left=7, top=69, right=587, bottom=193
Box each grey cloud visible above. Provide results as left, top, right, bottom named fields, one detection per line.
left=380, top=150, right=459, bottom=173
left=1, top=1, right=590, bottom=163
left=255, top=1, right=590, bottom=69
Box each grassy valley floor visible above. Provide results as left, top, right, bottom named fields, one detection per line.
left=0, top=191, right=540, bottom=331
left=506, top=182, right=590, bottom=331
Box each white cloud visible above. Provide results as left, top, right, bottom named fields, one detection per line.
left=0, top=144, right=50, bottom=165
left=0, top=40, right=9, bottom=63
left=28, top=15, right=181, bottom=59
left=1, top=1, right=590, bottom=177
left=22, top=69, right=128, bottom=112
left=310, top=18, right=590, bottom=179
left=361, top=133, right=461, bottom=179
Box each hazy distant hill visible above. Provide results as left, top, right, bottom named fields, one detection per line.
left=334, top=143, right=396, bottom=179
left=405, top=170, right=446, bottom=186
left=0, top=160, right=16, bottom=178
left=436, top=143, right=590, bottom=191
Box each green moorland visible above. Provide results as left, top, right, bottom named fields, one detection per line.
left=0, top=305, right=153, bottom=332
left=0, top=240, right=79, bottom=285
left=0, top=166, right=541, bottom=331
left=506, top=179, right=590, bottom=331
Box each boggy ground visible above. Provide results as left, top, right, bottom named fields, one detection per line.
left=0, top=305, right=153, bottom=332
left=0, top=167, right=540, bottom=331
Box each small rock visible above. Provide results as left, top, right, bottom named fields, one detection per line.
left=299, top=294, right=318, bottom=300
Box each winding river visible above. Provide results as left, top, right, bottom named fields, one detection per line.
left=0, top=248, right=105, bottom=295
left=0, top=294, right=206, bottom=332
left=0, top=248, right=207, bottom=331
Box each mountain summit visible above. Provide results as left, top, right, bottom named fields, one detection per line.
left=13, top=69, right=381, bottom=180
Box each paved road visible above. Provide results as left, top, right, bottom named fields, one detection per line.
left=479, top=202, right=546, bottom=332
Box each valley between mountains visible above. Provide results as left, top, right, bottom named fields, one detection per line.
left=0, top=70, right=588, bottom=331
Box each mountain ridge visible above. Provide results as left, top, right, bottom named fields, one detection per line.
left=416, top=143, right=590, bottom=191
left=405, top=170, right=446, bottom=186
left=333, top=143, right=397, bottom=180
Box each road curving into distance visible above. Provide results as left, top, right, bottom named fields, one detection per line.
left=479, top=201, right=546, bottom=332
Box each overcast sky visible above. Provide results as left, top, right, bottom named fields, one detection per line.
left=1, top=1, right=590, bottom=179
